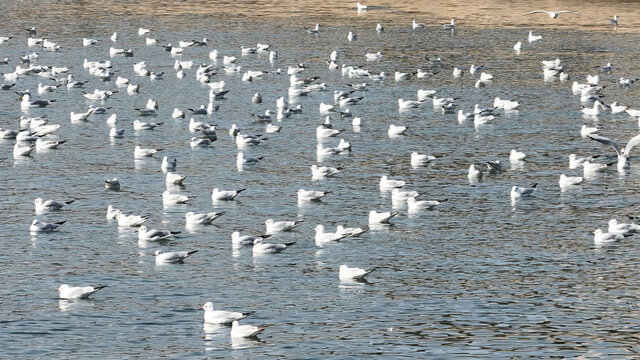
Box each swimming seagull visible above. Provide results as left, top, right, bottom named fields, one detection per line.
left=369, top=210, right=398, bottom=224
left=314, top=225, right=351, bottom=244
left=509, top=149, right=527, bottom=161
left=528, top=31, right=542, bottom=43
left=212, top=188, right=245, bottom=201
left=441, top=19, right=455, bottom=30
left=607, top=15, right=618, bottom=26
left=231, top=320, right=267, bottom=338
left=115, top=213, right=149, bottom=227
left=594, top=228, right=624, bottom=245
left=510, top=184, right=537, bottom=200
left=154, top=249, right=198, bottom=264
left=265, top=218, right=303, bottom=234
left=311, top=165, right=342, bottom=179
left=468, top=164, right=483, bottom=182
left=58, top=284, right=105, bottom=299
left=412, top=20, right=426, bottom=29
left=608, top=219, right=640, bottom=235
left=407, top=197, right=447, bottom=211
left=411, top=152, right=436, bottom=167
left=379, top=175, right=405, bottom=190
left=298, top=189, right=331, bottom=202
left=252, top=238, right=296, bottom=254
left=588, top=133, right=640, bottom=170
left=34, top=198, right=74, bottom=213
left=202, top=302, right=254, bottom=325
left=339, top=264, right=375, bottom=281
left=105, top=178, right=120, bottom=190
left=524, top=10, right=580, bottom=18
left=162, top=191, right=195, bottom=205
left=559, top=174, right=583, bottom=189
left=304, top=24, right=320, bottom=34
left=184, top=212, right=225, bottom=225
left=30, top=219, right=66, bottom=232
left=137, top=225, right=180, bottom=241
left=166, top=172, right=186, bottom=185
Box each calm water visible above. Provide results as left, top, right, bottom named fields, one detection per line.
left=2, top=1, right=640, bottom=358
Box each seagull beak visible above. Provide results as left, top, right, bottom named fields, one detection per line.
left=200, top=306, right=205, bottom=311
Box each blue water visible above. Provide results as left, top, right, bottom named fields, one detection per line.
left=2, top=1, right=640, bottom=358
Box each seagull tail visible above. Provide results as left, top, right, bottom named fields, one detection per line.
left=438, top=198, right=449, bottom=203
left=93, top=285, right=107, bottom=291
left=54, top=220, right=67, bottom=225
left=283, top=242, right=297, bottom=247
left=236, top=188, right=247, bottom=194
left=170, top=231, right=182, bottom=235
left=531, top=183, right=538, bottom=188
left=64, top=199, right=75, bottom=204
left=187, top=250, right=199, bottom=256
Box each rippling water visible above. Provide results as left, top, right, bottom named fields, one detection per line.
left=2, top=0, right=640, bottom=358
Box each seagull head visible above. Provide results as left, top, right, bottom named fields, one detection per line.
left=153, top=250, right=164, bottom=256
left=57, top=284, right=68, bottom=292
left=201, top=302, right=213, bottom=311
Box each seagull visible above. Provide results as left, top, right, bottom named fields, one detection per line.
left=509, top=149, right=527, bottom=161
left=237, top=152, right=263, bottom=166
left=559, top=174, right=583, bottom=189
left=524, top=10, right=580, bottom=18
left=212, top=188, right=245, bottom=201
left=265, top=218, right=303, bottom=234
left=304, top=24, right=320, bottom=34
left=297, top=189, right=330, bottom=202
left=106, top=205, right=123, bottom=220
left=580, top=125, right=599, bottom=138
left=202, top=302, right=254, bottom=324
left=336, top=225, right=369, bottom=237
left=388, top=124, right=407, bottom=137
left=368, top=210, right=398, bottom=224
left=30, top=219, right=65, bottom=232
left=510, top=184, right=537, bottom=200
left=379, top=175, right=405, bottom=190
left=115, top=213, right=149, bottom=227
left=252, top=238, right=296, bottom=254
left=315, top=225, right=351, bottom=244
left=58, top=284, right=105, bottom=299
left=137, top=225, right=180, bottom=241
left=528, top=31, right=542, bottom=43
left=154, top=249, right=198, bottom=264
left=162, top=191, right=195, bottom=205
left=134, top=146, right=163, bottom=158
left=162, top=157, right=177, bottom=171
left=412, top=20, right=426, bottom=29
left=133, top=120, right=163, bottom=130
left=583, top=160, right=610, bottom=175
left=34, top=198, right=74, bottom=213
left=608, top=219, right=640, bottom=235
left=607, top=15, right=618, bottom=26
left=594, top=228, right=624, bottom=245
left=468, top=164, right=483, bottom=182
left=339, top=264, right=375, bottom=281
left=311, top=165, right=342, bottom=179
left=356, top=2, right=368, bottom=11
left=588, top=133, right=640, bottom=170
left=407, top=197, right=447, bottom=211
left=104, top=178, right=120, bottom=191
left=569, top=154, right=600, bottom=169
left=411, top=152, right=436, bottom=167
left=441, top=19, right=455, bottom=30
left=231, top=320, right=267, bottom=338
left=184, top=211, right=225, bottom=225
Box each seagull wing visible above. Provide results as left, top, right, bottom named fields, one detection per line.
left=623, top=134, right=640, bottom=157
left=524, top=10, right=551, bottom=15
left=557, top=10, right=580, bottom=15
left=588, top=134, right=622, bottom=157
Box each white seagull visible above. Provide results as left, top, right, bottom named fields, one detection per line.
left=154, top=249, right=198, bottom=264
left=58, top=284, right=105, bottom=299
left=34, top=198, right=74, bottom=213
left=339, top=264, right=375, bottom=281
left=231, top=320, right=267, bottom=338
left=510, top=184, right=537, bottom=200
left=524, top=10, right=580, bottom=18
left=588, top=133, right=640, bottom=170
left=30, top=219, right=65, bottom=232
left=265, top=218, right=303, bottom=234
left=212, top=188, right=246, bottom=201
left=184, top=211, right=225, bottom=225
left=137, top=225, right=180, bottom=241
left=202, top=302, right=254, bottom=324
